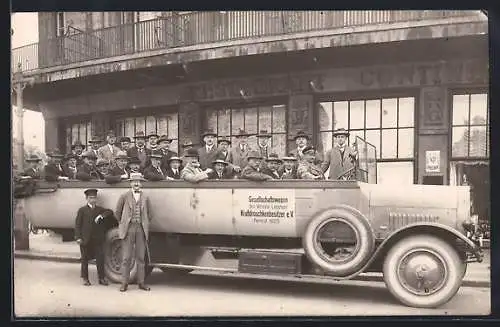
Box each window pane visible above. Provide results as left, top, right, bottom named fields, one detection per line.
left=381, top=129, right=397, bottom=159
left=319, top=131, right=333, bottom=156
left=79, top=123, right=86, bottom=145
left=135, top=117, right=145, bottom=133
left=125, top=118, right=135, bottom=138
left=452, top=94, right=469, bottom=125
left=218, top=109, right=231, bottom=137
left=258, top=106, right=272, bottom=132
left=115, top=119, right=124, bottom=137
left=272, top=105, right=286, bottom=133
left=365, top=100, right=380, bottom=128
left=157, top=116, right=168, bottom=136
left=398, top=97, right=414, bottom=127
left=146, top=116, right=156, bottom=136
left=167, top=113, right=178, bottom=140
left=206, top=109, right=217, bottom=132
left=348, top=130, right=364, bottom=148
left=231, top=109, right=244, bottom=134
left=469, top=126, right=487, bottom=157
left=333, top=101, right=349, bottom=130
left=271, top=134, right=286, bottom=157
left=66, top=125, right=71, bottom=152
left=377, top=161, right=414, bottom=185
left=365, top=130, right=380, bottom=159
left=72, top=125, right=79, bottom=145
left=86, top=122, right=92, bottom=149
left=245, top=107, right=258, bottom=134
left=452, top=126, right=469, bottom=157
left=349, top=101, right=364, bottom=129
left=382, top=98, right=398, bottom=128
left=246, top=135, right=258, bottom=150
left=470, top=94, right=488, bottom=125
left=398, top=128, right=414, bottom=159
left=318, top=102, right=333, bottom=131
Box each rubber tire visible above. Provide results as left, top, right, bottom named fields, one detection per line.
left=103, top=228, right=138, bottom=284
left=302, top=205, right=375, bottom=277
left=383, top=234, right=463, bottom=308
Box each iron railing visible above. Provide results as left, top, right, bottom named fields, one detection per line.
left=11, top=10, right=483, bottom=73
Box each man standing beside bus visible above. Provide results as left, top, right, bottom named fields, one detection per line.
left=115, top=173, right=153, bottom=292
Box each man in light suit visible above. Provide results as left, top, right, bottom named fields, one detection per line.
left=197, top=129, right=219, bottom=169
left=229, top=128, right=254, bottom=172
left=321, top=128, right=358, bottom=180
left=97, top=131, right=122, bottom=161
left=115, top=173, right=153, bottom=292
left=181, top=148, right=213, bottom=183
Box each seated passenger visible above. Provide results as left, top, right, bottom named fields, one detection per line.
left=96, top=158, right=111, bottom=177
left=143, top=152, right=167, bottom=181
left=105, top=151, right=130, bottom=184
left=261, top=153, right=283, bottom=179
left=127, top=157, right=142, bottom=174
left=297, top=146, right=325, bottom=180
left=23, top=154, right=43, bottom=179
left=240, top=151, right=273, bottom=182
left=180, top=148, right=212, bottom=183
left=76, top=151, right=103, bottom=181
left=278, top=154, right=298, bottom=179
left=63, top=153, right=78, bottom=179
left=165, top=156, right=183, bottom=180
left=208, top=155, right=234, bottom=180
left=44, top=149, right=69, bottom=182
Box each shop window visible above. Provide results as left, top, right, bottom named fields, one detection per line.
left=115, top=113, right=179, bottom=152
left=318, top=96, right=415, bottom=183
left=451, top=93, right=489, bottom=158
left=205, top=104, right=287, bottom=156
left=65, top=120, right=92, bottom=153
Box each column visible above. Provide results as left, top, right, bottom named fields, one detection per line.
left=178, top=101, right=201, bottom=149
left=44, top=118, right=59, bottom=153
left=288, top=94, right=314, bottom=153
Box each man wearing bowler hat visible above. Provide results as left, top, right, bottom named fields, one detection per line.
left=157, top=135, right=178, bottom=171
left=44, top=149, right=69, bottom=182
left=321, top=128, right=358, bottom=180
left=181, top=148, right=213, bottom=183
left=72, top=140, right=85, bottom=165
left=261, top=153, right=283, bottom=179
left=75, top=188, right=113, bottom=286
left=198, top=129, right=219, bottom=170
left=127, top=131, right=151, bottom=172
left=23, top=154, right=43, bottom=179
left=143, top=151, right=167, bottom=181
left=290, top=130, right=323, bottom=163
left=208, top=153, right=234, bottom=180
left=63, top=153, right=79, bottom=179
left=165, top=156, right=183, bottom=180
left=147, top=133, right=159, bottom=152
left=77, top=151, right=102, bottom=181
left=278, top=153, right=298, bottom=179
left=98, top=131, right=121, bottom=161
left=89, top=136, right=103, bottom=158
left=119, top=137, right=132, bottom=152
left=240, top=151, right=273, bottom=181
left=229, top=128, right=254, bottom=171
left=115, top=173, right=153, bottom=292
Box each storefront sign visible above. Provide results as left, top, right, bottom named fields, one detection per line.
left=425, top=150, right=441, bottom=173
left=233, top=189, right=296, bottom=236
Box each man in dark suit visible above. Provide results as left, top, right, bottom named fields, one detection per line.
left=240, top=151, right=273, bottom=181
left=63, top=153, right=78, bottom=180
left=105, top=151, right=130, bottom=184
left=72, top=140, right=85, bottom=165
left=157, top=135, right=178, bottom=171
left=127, top=131, right=151, bottom=172
left=88, top=136, right=103, bottom=158
left=261, top=153, right=283, bottom=179
left=208, top=155, right=234, bottom=180
left=278, top=154, right=298, bottom=179
left=74, top=189, right=113, bottom=286
left=23, top=154, right=43, bottom=179
left=119, top=137, right=131, bottom=152
left=198, top=129, right=219, bottom=170
left=164, top=156, right=182, bottom=180
left=44, top=149, right=69, bottom=182
left=76, top=151, right=103, bottom=181
left=143, top=152, right=167, bottom=181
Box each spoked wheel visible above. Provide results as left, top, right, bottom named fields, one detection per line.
left=104, top=228, right=137, bottom=283
left=383, top=234, right=463, bottom=308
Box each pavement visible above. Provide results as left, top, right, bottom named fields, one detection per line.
left=14, top=232, right=491, bottom=288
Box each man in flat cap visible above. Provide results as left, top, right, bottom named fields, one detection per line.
left=105, top=151, right=130, bottom=184
left=75, top=188, right=114, bottom=286
left=321, top=128, right=358, bottom=180
left=63, top=153, right=79, bottom=179
left=23, top=154, right=43, bottom=179
left=115, top=173, right=153, bottom=292
left=261, top=153, right=283, bottom=179
left=181, top=148, right=213, bottom=183
left=164, top=156, right=183, bottom=180
left=127, top=131, right=151, bottom=172
left=297, top=146, right=325, bottom=180
left=97, top=131, right=121, bottom=161
left=278, top=154, right=298, bottom=179
left=229, top=128, right=254, bottom=172
left=157, top=135, right=178, bottom=171
left=44, top=149, right=69, bottom=182
left=198, top=129, right=219, bottom=170
left=76, top=151, right=102, bottom=181
left=240, top=151, right=273, bottom=181
left=143, top=151, right=167, bottom=181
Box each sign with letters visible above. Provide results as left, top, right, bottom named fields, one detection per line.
left=233, top=189, right=296, bottom=236
left=425, top=150, right=441, bottom=173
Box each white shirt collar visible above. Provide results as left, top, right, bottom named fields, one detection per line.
left=87, top=203, right=94, bottom=209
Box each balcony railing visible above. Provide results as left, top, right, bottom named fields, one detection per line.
left=11, top=10, right=483, bottom=73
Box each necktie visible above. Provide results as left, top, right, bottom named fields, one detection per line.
left=157, top=167, right=163, bottom=176
left=174, top=169, right=178, bottom=175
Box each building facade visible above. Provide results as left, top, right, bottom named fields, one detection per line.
left=13, top=11, right=489, bottom=221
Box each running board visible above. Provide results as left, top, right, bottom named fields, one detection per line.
left=152, top=262, right=238, bottom=273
